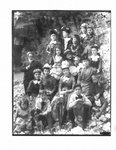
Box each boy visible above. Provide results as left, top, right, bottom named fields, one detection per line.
left=67, top=84, right=92, bottom=129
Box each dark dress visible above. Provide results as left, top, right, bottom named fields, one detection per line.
left=61, top=38, right=72, bottom=53
left=40, top=74, right=57, bottom=101
left=21, top=60, right=42, bottom=93
left=71, top=44, right=84, bottom=57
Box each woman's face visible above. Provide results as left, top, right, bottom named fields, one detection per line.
left=87, top=28, right=93, bottom=35
left=75, top=87, right=82, bottom=95
left=66, top=53, right=72, bottom=60
left=63, top=68, right=70, bottom=76
left=91, top=48, right=97, bottom=55
left=28, top=54, right=33, bottom=62
left=62, top=31, right=69, bottom=38
left=21, top=101, right=28, bottom=110
left=44, top=69, right=50, bottom=76
left=51, top=34, right=56, bottom=41
left=81, top=27, right=86, bottom=34
left=56, top=48, right=61, bottom=56
left=83, top=60, right=90, bottom=68
left=72, top=37, right=79, bottom=44
left=74, top=59, right=80, bottom=66
left=34, top=72, right=41, bottom=80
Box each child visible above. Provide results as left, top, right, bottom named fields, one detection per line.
left=71, top=34, right=83, bottom=58
left=89, top=44, right=102, bottom=73
left=67, top=84, right=92, bottom=129
left=61, top=26, right=72, bottom=53
left=14, top=95, right=30, bottom=134
left=46, top=29, right=61, bottom=63
left=27, top=68, right=41, bottom=111
left=35, top=93, right=53, bottom=133
left=92, top=74, right=108, bottom=118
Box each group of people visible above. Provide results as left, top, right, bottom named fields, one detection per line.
left=14, top=23, right=109, bottom=134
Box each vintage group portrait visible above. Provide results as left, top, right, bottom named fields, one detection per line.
left=12, top=10, right=111, bottom=135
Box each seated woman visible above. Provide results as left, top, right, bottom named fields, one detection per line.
left=89, top=44, right=102, bottom=73
left=27, top=69, right=41, bottom=111
left=71, top=34, right=84, bottom=58
left=51, top=61, right=75, bottom=127
left=40, top=63, right=57, bottom=102
left=67, top=84, right=92, bottom=129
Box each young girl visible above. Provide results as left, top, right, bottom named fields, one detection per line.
left=89, top=45, right=102, bottom=73
left=49, top=46, right=63, bottom=66
left=14, top=95, right=30, bottom=133
left=64, top=49, right=73, bottom=66
left=46, top=29, right=61, bottom=63
left=27, top=69, right=41, bottom=111
left=71, top=34, right=84, bottom=58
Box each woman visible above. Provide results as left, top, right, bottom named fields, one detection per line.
left=51, top=61, right=75, bottom=127
left=40, top=63, right=57, bottom=102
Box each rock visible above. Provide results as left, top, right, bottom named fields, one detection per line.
left=105, top=113, right=110, bottom=119
left=71, top=126, right=84, bottom=134
left=102, top=122, right=111, bottom=132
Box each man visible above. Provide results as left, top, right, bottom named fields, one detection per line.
left=21, top=52, right=42, bottom=93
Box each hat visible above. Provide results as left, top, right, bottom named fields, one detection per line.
left=64, top=49, right=72, bottom=55
left=27, top=51, right=32, bottom=56
left=61, top=26, right=71, bottom=34
left=80, top=23, right=88, bottom=28
left=69, top=66, right=77, bottom=75
left=50, top=29, right=58, bottom=35
left=33, top=68, right=41, bottom=74
left=43, top=63, right=51, bottom=69
left=91, top=44, right=99, bottom=50
left=61, top=60, right=69, bottom=69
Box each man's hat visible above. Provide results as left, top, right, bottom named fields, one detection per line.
left=61, top=26, right=71, bottom=34
left=43, top=63, right=51, bottom=70
left=33, top=68, right=41, bottom=74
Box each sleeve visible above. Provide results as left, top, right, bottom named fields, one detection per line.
left=98, top=56, right=102, bottom=71
left=46, top=44, right=50, bottom=53
left=68, top=93, right=76, bottom=109
left=20, top=63, right=28, bottom=72
left=72, top=76, right=76, bottom=90
left=58, top=77, right=63, bottom=93
left=39, top=78, right=44, bottom=91
left=51, top=77, right=57, bottom=95
left=43, top=100, right=51, bottom=115
left=27, top=80, right=33, bottom=96
left=83, top=95, right=92, bottom=106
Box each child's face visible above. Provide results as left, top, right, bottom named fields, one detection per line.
left=21, top=102, right=28, bottom=110
left=56, top=48, right=61, bottom=56
left=66, top=53, right=72, bottom=60
left=63, top=31, right=69, bottom=38
left=51, top=34, right=56, bottom=41
left=63, top=68, right=70, bottom=76
left=87, top=28, right=93, bottom=35
left=91, top=48, right=97, bottom=55
left=34, top=72, right=41, bottom=80
left=81, top=27, right=86, bottom=34
left=28, top=54, right=33, bottom=61
left=74, top=59, right=80, bottom=66
left=75, top=87, right=82, bottom=95
left=72, top=37, right=78, bottom=44
left=44, top=69, right=50, bottom=76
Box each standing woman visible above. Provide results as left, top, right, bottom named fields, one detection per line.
left=61, top=26, right=72, bottom=54
left=21, top=52, right=42, bottom=93
left=79, top=23, right=87, bottom=44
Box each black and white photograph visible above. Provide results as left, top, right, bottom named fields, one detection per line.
left=12, top=10, right=111, bottom=135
